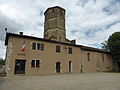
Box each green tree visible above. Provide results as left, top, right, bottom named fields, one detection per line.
left=107, top=32, right=120, bottom=62
left=0, top=58, right=5, bottom=66
left=101, top=40, right=109, bottom=51
left=102, top=32, right=120, bottom=71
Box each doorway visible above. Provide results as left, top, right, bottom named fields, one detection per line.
left=56, top=62, right=61, bottom=73
left=14, top=60, right=26, bottom=74
left=68, top=61, right=72, bottom=72
left=118, top=62, right=120, bottom=72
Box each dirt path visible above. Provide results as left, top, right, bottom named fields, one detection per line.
left=0, top=73, right=120, bottom=90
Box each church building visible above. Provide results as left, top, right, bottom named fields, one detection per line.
left=5, top=6, right=113, bottom=76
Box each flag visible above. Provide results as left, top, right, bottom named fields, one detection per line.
left=21, top=41, right=25, bottom=52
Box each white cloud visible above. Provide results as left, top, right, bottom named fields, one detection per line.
left=0, top=41, right=6, bottom=59
left=0, top=0, right=120, bottom=58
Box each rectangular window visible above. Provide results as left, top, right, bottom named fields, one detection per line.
left=32, top=43, right=36, bottom=50
left=68, top=47, right=72, bottom=54
left=59, top=37, right=62, bottom=42
left=32, top=43, right=44, bottom=51
left=36, top=60, right=40, bottom=67
left=37, top=43, right=40, bottom=50
left=56, top=46, right=60, bottom=53
left=41, top=44, right=44, bottom=50
left=31, top=60, right=40, bottom=68
left=31, top=60, right=35, bottom=67
left=87, top=53, right=90, bottom=61
left=102, top=54, right=104, bottom=62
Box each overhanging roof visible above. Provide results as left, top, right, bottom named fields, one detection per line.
left=44, top=6, right=65, bottom=15
left=5, top=33, right=109, bottom=53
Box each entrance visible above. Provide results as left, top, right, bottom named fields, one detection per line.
left=69, top=61, right=72, bottom=72
left=14, top=60, right=26, bottom=74
left=56, top=62, right=61, bottom=73
left=118, top=62, right=120, bottom=72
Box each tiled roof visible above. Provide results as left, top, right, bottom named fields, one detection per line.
left=44, top=6, right=65, bottom=14
left=5, top=33, right=109, bottom=53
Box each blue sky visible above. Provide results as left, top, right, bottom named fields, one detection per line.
left=0, top=0, right=120, bottom=59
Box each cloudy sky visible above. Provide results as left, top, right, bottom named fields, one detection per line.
left=0, top=0, right=120, bottom=59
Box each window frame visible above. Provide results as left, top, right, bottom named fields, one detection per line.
left=32, top=42, right=44, bottom=51
left=37, top=43, right=40, bottom=50
left=32, top=43, right=36, bottom=50
left=36, top=60, right=40, bottom=67
left=31, top=60, right=35, bottom=67
left=102, top=54, right=104, bottom=62
left=31, top=60, right=41, bottom=68
left=68, top=47, right=72, bottom=54
left=41, top=43, right=44, bottom=50
left=87, top=53, right=90, bottom=62
left=56, top=46, right=61, bottom=53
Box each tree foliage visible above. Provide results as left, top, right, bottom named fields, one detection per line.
left=0, top=58, right=5, bottom=65
left=107, top=32, right=120, bottom=62
left=101, top=40, right=109, bottom=51
left=102, top=32, right=120, bottom=62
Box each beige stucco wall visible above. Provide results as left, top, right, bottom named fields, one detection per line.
left=6, top=36, right=81, bottom=76
left=5, top=36, right=113, bottom=76
left=80, top=50, right=113, bottom=73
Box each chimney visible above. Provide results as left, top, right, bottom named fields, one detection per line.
left=71, top=39, right=76, bottom=45
left=19, top=32, right=23, bottom=35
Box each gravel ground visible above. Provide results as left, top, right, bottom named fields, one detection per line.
left=0, top=73, right=120, bottom=90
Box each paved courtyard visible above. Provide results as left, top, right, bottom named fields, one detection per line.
left=0, top=73, right=120, bottom=90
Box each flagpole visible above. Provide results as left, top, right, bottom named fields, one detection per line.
left=4, top=28, right=8, bottom=61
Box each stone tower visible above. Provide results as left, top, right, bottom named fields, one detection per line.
left=44, top=6, right=66, bottom=42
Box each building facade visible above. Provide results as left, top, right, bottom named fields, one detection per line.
left=5, top=6, right=113, bottom=76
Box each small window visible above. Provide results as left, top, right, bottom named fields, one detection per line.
left=87, top=53, right=90, bottom=61
left=45, top=35, right=48, bottom=38
left=36, top=60, right=40, bottom=67
left=31, top=60, right=41, bottom=68
left=59, top=37, right=62, bottom=42
left=32, top=43, right=36, bottom=50
left=60, top=10, right=62, bottom=16
left=102, top=54, right=104, bottom=62
left=37, top=43, right=40, bottom=50
left=68, top=47, right=72, bottom=54
left=41, top=44, right=44, bottom=50
left=56, top=46, right=60, bottom=53
left=32, top=43, right=44, bottom=51
left=52, top=9, right=54, bottom=13
left=31, top=60, right=35, bottom=67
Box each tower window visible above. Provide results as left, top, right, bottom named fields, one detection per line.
left=60, top=10, right=62, bottom=16
left=56, top=46, right=60, bottom=53
left=59, top=37, right=62, bottom=42
left=45, top=35, right=48, bottom=39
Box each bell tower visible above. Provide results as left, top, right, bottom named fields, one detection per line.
left=44, top=6, right=66, bottom=42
